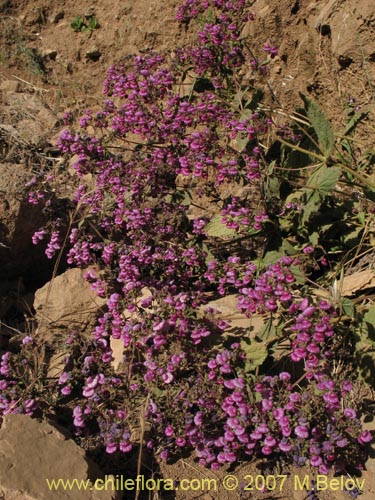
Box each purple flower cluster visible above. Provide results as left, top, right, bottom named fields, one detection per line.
left=0, top=352, right=37, bottom=417
left=2, top=0, right=370, bottom=475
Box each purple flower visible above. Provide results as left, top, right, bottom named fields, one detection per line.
left=358, top=431, right=372, bottom=444
left=344, top=408, right=357, bottom=419
left=310, top=455, right=322, bottom=467
left=164, top=425, right=174, bottom=437
left=106, top=442, right=117, bottom=454
left=295, top=425, right=309, bottom=439
left=303, top=245, right=314, bottom=254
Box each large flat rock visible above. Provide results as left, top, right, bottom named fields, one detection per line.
left=0, top=415, right=117, bottom=500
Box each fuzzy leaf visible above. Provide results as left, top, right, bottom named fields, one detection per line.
left=231, top=134, right=249, bottom=153
left=300, top=191, right=321, bottom=226
left=281, top=239, right=298, bottom=255
left=362, top=306, right=375, bottom=342
left=341, top=298, right=355, bottom=318
left=290, top=265, right=305, bottom=284
left=307, top=165, right=341, bottom=195
left=241, top=340, right=268, bottom=370
left=258, top=320, right=278, bottom=341
left=356, top=350, right=375, bottom=388
left=263, top=251, right=285, bottom=266
left=309, top=231, right=319, bottom=246
left=205, top=214, right=237, bottom=238
left=300, top=93, right=335, bottom=156
left=342, top=107, right=369, bottom=136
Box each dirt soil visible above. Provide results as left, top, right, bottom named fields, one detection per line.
left=1, top=0, right=375, bottom=499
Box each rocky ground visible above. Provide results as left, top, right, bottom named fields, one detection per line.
left=1, top=0, right=375, bottom=499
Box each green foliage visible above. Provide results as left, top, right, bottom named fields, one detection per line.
left=240, top=339, right=268, bottom=372
left=205, top=214, right=237, bottom=238
left=306, top=164, right=341, bottom=195
left=71, top=15, right=99, bottom=32
left=355, top=306, right=375, bottom=387
left=299, top=93, right=335, bottom=157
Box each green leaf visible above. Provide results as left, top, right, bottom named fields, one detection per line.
left=341, top=298, right=355, bottom=318
left=342, top=108, right=369, bottom=136
left=307, top=165, right=341, bottom=195
left=362, top=306, right=375, bottom=342
left=300, top=93, right=335, bottom=156
left=71, top=16, right=85, bottom=32
left=165, top=188, right=192, bottom=206
left=341, top=225, right=363, bottom=245
left=290, top=265, right=305, bottom=284
left=284, top=135, right=317, bottom=168
left=87, top=16, right=99, bottom=30
left=258, top=320, right=277, bottom=341
left=205, top=214, right=237, bottom=238
left=240, top=340, right=268, bottom=370
left=263, top=174, right=280, bottom=200
left=201, top=243, right=216, bottom=263
left=285, top=189, right=304, bottom=205
left=300, top=191, right=321, bottom=226
left=263, top=251, right=284, bottom=266
left=281, top=239, right=298, bottom=255
left=309, top=231, right=319, bottom=246
left=356, top=350, right=375, bottom=388
left=231, top=133, right=249, bottom=153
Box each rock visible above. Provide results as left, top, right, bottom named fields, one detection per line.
left=49, top=10, right=64, bottom=24
left=3, top=92, right=59, bottom=145
left=85, top=49, right=102, bottom=62
left=0, top=414, right=117, bottom=500
left=37, top=107, right=60, bottom=129
left=34, top=268, right=106, bottom=337
left=16, top=118, right=45, bottom=145
left=111, top=287, right=152, bottom=372
left=311, top=0, right=375, bottom=66
left=0, top=163, right=48, bottom=281
left=41, top=48, right=58, bottom=60
left=0, top=80, right=20, bottom=92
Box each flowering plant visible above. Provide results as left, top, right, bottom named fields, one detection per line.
left=1, top=0, right=373, bottom=477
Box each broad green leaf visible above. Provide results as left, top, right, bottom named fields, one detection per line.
left=285, top=189, right=304, bottom=205
left=263, top=251, right=284, bottom=266
left=300, top=93, right=335, bottom=156
left=258, top=320, right=278, bottom=341
left=231, top=133, right=249, bottom=152
left=341, top=225, right=363, bottom=245
left=357, top=349, right=375, bottom=388
left=201, top=243, right=216, bottom=263
left=267, top=160, right=276, bottom=175
left=284, top=135, right=317, bottom=168
left=318, top=166, right=341, bottom=194
left=307, top=165, right=341, bottom=195
left=264, top=175, right=280, bottom=200
left=281, top=239, right=298, bottom=255
left=71, top=16, right=85, bottom=32
left=300, top=191, right=321, bottom=226
left=239, top=108, right=253, bottom=121
left=165, top=188, right=192, bottom=206
left=341, top=298, right=355, bottom=318
left=342, top=107, right=369, bottom=136
left=247, top=227, right=262, bottom=236
left=205, top=214, right=237, bottom=238
left=290, top=265, right=305, bottom=284
left=87, top=16, right=99, bottom=30
left=362, top=306, right=375, bottom=342
left=241, top=340, right=268, bottom=370
left=357, top=211, right=366, bottom=225
left=309, top=232, right=319, bottom=246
